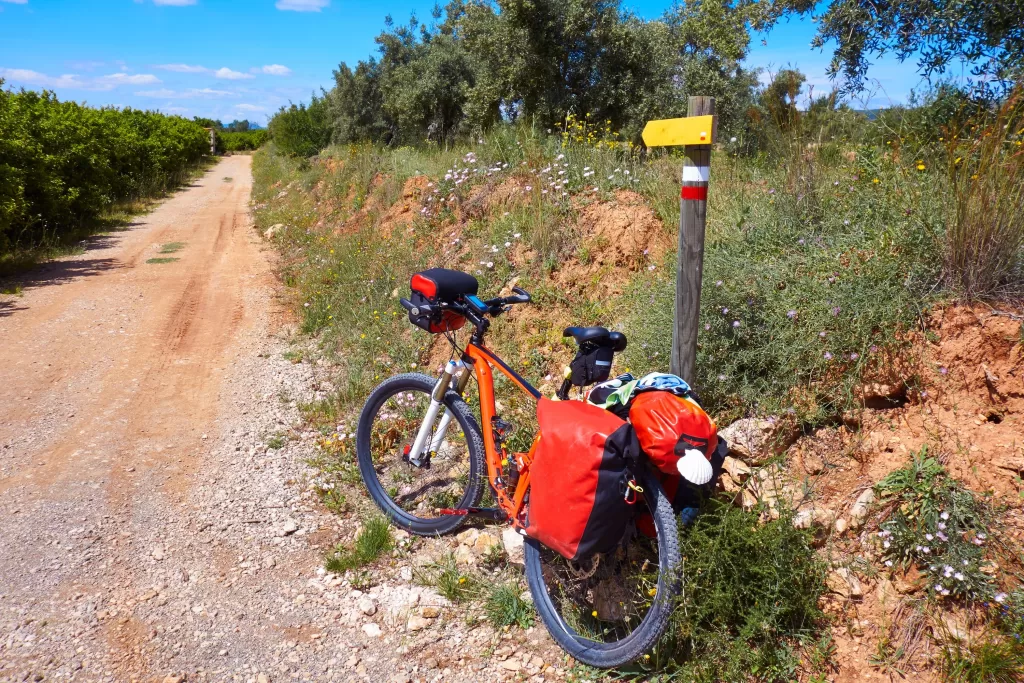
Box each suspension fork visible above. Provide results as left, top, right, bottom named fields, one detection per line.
left=408, top=359, right=469, bottom=466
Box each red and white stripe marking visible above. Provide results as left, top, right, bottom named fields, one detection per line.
left=681, top=164, right=709, bottom=201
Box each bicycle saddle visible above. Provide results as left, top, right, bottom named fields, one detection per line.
left=563, top=326, right=628, bottom=352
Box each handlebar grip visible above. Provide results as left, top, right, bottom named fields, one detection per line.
left=510, top=286, right=532, bottom=303
left=399, top=297, right=415, bottom=312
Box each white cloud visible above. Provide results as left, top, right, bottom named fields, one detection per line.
left=275, top=0, right=328, bottom=11
left=1, top=68, right=163, bottom=91
left=99, top=73, right=161, bottom=86
left=152, top=0, right=197, bottom=5
left=135, top=87, right=236, bottom=99
left=135, top=88, right=178, bottom=98
left=0, top=68, right=83, bottom=88
left=252, top=64, right=292, bottom=76
left=0, top=0, right=30, bottom=5
left=236, top=103, right=266, bottom=112
left=156, top=63, right=209, bottom=73
left=214, top=67, right=253, bottom=80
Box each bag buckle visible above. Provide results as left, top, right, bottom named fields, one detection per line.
left=624, top=479, right=644, bottom=504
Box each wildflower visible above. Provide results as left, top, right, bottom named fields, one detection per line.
left=885, top=560, right=893, bottom=567
left=977, top=532, right=986, bottom=540
left=883, top=540, right=891, bottom=549
left=995, top=593, right=1008, bottom=603
left=819, top=331, right=827, bottom=338
left=938, top=522, right=946, bottom=530
left=513, top=232, right=521, bottom=239
left=926, top=533, right=934, bottom=541
left=717, top=374, right=726, bottom=381
left=704, top=324, right=711, bottom=330
left=722, top=307, right=729, bottom=314
left=647, top=265, right=655, bottom=271
left=922, top=546, right=930, bottom=553
left=955, top=572, right=964, bottom=581
left=768, top=188, right=776, bottom=194
left=939, top=367, right=948, bottom=375
left=797, top=238, right=805, bottom=245
left=872, top=177, right=880, bottom=184
left=916, top=161, right=926, bottom=171
left=824, top=351, right=833, bottom=360
left=940, top=512, right=949, bottom=520
left=505, top=242, right=511, bottom=247
left=730, top=136, right=737, bottom=143
left=732, top=321, right=740, bottom=328
left=486, top=262, right=494, bottom=269
left=787, top=310, right=797, bottom=319
left=831, top=306, right=841, bottom=316
left=525, top=185, right=532, bottom=191
left=937, top=531, right=948, bottom=542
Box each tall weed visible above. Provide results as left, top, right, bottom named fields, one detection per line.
left=943, top=87, right=1024, bottom=299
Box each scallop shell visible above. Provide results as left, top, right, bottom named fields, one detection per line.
left=676, top=449, right=713, bottom=485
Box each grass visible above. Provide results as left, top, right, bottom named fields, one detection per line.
left=941, top=639, right=1024, bottom=683
left=145, top=257, right=179, bottom=264
left=266, top=433, right=287, bottom=450
left=943, top=90, right=1024, bottom=299
left=324, top=514, right=394, bottom=573
left=158, top=241, right=185, bottom=254
left=415, top=553, right=477, bottom=604
left=484, top=580, right=534, bottom=629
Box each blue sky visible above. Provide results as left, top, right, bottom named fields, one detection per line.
left=0, top=0, right=945, bottom=123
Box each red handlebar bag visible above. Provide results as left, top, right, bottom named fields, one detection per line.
left=629, top=391, right=717, bottom=476
left=525, top=398, right=636, bottom=561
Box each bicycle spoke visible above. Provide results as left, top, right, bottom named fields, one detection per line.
left=368, top=388, right=472, bottom=518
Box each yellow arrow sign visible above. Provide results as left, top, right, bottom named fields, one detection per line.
left=642, top=115, right=716, bottom=147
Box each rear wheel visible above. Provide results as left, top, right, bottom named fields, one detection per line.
left=524, top=466, right=680, bottom=668
left=356, top=373, right=485, bottom=535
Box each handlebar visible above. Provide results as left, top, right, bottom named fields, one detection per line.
left=399, top=286, right=532, bottom=334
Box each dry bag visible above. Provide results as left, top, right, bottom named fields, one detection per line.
left=629, top=391, right=718, bottom=477
left=525, top=398, right=637, bottom=561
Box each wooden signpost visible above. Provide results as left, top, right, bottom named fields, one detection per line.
left=642, top=96, right=717, bottom=385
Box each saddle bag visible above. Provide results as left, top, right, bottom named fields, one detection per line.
left=629, top=390, right=718, bottom=477
left=525, top=398, right=638, bottom=561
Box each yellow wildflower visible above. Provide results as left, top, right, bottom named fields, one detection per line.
left=916, top=161, right=926, bottom=171
left=872, top=178, right=880, bottom=184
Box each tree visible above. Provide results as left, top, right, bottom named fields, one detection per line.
left=755, top=0, right=1024, bottom=90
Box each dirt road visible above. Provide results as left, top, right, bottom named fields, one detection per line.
left=0, top=157, right=336, bottom=682
left=0, top=156, right=561, bottom=683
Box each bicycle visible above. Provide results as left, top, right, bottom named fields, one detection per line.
left=356, top=268, right=680, bottom=667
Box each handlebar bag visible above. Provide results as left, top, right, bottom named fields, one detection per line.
left=629, top=390, right=718, bottom=477
left=525, top=398, right=638, bottom=561
left=409, top=271, right=468, bottom=333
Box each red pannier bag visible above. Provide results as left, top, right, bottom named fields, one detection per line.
left=525, top=398, right=637, bottom=561
left=629, top=391, right=718, bottom=476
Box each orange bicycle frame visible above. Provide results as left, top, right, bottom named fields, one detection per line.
left=462, top=343, right=542, bottom=529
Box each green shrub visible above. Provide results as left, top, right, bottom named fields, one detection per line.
left=656, top=500, right=827, bottom=682
left=268, top=94, right=332, bottom=157
left=875, top=449, right=999, bottom=601
left=219, top=129, right=269, bottom=152
left=0, top=82, right=209, bottom=259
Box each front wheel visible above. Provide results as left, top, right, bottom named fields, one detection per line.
left=356, top=373, right=485, bottom=535
left=524, top=466, right=680, bottom=668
